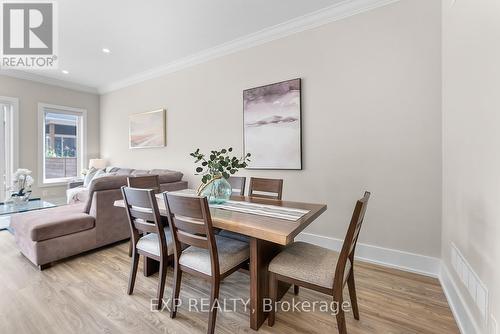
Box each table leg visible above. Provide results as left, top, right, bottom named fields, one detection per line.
left=144, top=257, right=159, bottom=277
left=249, top=238, right=290, bottom=330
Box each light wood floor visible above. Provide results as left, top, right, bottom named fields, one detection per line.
left=0, top=232, right=459, bottom=334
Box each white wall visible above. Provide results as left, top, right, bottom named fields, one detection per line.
left=0, top=75, right=100, bottom=201
left=100, top=0, right=441, bottom=257
left=442, top=0, right=500, bottom=332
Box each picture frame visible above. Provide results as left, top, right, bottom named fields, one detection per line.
left=243, top=78, right=302, bottom=170
left=129, top=109, right=166, bottom=149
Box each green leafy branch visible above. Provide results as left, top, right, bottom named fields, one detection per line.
left=190, top=147, right=251, bottom=184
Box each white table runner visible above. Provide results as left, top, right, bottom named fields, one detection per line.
left=210, top=200, right=309, bottom=221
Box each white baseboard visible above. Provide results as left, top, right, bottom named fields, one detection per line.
left=439, top=265, right=482, bottom=334
left=296, top=232, right=485, bottom=334
left=296, top=232, right=441, bottom=277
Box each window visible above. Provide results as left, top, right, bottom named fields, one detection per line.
left=38, top=104, right=86, bottom=185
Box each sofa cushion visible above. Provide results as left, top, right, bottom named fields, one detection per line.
left=131, top=169, right=148, bottom=176
left=66, top=186, right=89, bottom=204
left=92, top=170, right=117, bottom=180
left=10, top=204, right=95, bottom=242
left=82, top=169, right=184, bottom=213
left=114, top=168, right=134, bottom=175
left=149, top=169, right=183, bottom=183
left=31, top=213, right=95, bottom=242
left=100, top=167, right=183, bottom=184
left=89, top=175, right=129, bottom=191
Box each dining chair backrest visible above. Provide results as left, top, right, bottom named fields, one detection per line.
left=227, top=176, right=246, bottom=196
left=127, top=175, right=161, bottom=193
left=334, top=191, right=371, bottom=288
left=163, top=192, right=219, bottom=276
left=248, top=177, right=283, bottom=200
left=121, top=186, right=167, bottom=250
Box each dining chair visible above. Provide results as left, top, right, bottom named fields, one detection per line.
left=220, top=177, right=283, bottom=243
left=267, top=191, right=371, bottom=334
left=218, top=176, right=248, bottom=242
left=248, top=177, right=283, bottom=200
left=163, top=192, right=250, bottom=334
left=227, top=176, right=246, bottom=196
left=121, top=186, right=174, bottom=310
left=218, top=173, right=249, bottom=241
left=127, top=175, right=161, bottom=193
left=220, top=177, right=283, bottom=263
left=126, top=175, right=161, bottom=257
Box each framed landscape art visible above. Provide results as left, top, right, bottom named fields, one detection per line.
left=129, top=109, right=166, bottom=149
left=243, top=78, right=302, bottom=169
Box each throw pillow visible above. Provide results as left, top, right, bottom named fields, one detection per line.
left=93, top=170, right=118, bottom=180
left=83, top=167, right=98, bottom=187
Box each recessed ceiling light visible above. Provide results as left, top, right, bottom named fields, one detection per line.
left=102, top=48, right=111, bottom=54
left=62, top=70, right=69, bottom=74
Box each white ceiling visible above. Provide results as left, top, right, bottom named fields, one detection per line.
left=0, top=0, right=383, bottom=93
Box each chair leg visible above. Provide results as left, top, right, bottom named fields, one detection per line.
left=170, top=264, right=182, bottom=318
left=127, top=252, right=139, bottom=295
left=347, top=268, right=360, bottom=320
left=336, top=308, right=347, bottom=334
left=156, top=257, right=168, bottom=310
left=334, top=292, right=347, bottom=334
left=268, top=272, right=278, bottom=327
left=129, top=233, right=142, bottom=257
left=293, top=285, right=299, bottom=295
left=207, top=279, right=220, bottom=334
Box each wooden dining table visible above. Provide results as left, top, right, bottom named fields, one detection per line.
left=114, top=193, right=327, bottom=331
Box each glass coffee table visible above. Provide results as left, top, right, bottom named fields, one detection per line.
left=0, top=198, right=57, bottom=231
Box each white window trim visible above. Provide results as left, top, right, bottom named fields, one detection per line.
left=0, top=96, right=19, bottom=199
left=38, top=103, right=87, bottom=187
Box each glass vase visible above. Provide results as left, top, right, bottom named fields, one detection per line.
left=200, top=178, right=232, bottom=204
left=10, top=191, right=32, bottom=206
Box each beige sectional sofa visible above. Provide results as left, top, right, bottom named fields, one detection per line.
left=10, top=168, right=187, bottom=269
left=66, top=167, right=186, bottom=204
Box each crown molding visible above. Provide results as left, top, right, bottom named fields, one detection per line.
left=1, top=0, right=401, bottom=95
left=98, top=0, right=401, bottom=94
left=0, top=70, right=98, bottom=94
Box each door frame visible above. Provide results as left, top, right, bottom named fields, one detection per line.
left=0, top=96, right=19, bottom=201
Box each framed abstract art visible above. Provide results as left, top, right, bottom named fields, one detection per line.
left=129, top=109, right=166, bottom=149
left=243, top=78, right=302, bottom=169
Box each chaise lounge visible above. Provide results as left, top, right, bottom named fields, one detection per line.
left=10, top=169, right=187, bottom=269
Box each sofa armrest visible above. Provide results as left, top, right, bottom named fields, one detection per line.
left=68, top=181, right=84, bottom=189
left=89, top=188, right=130, bottom=247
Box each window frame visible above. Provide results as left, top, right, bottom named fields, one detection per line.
left=38, top=103, right=87, bottom=186
left=47, top=134, right=78, bottom=157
